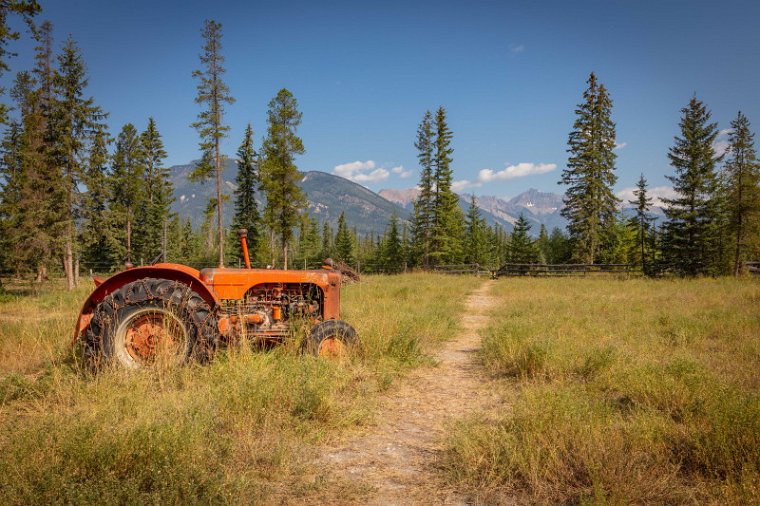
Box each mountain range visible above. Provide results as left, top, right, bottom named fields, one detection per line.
left=169, top=159, right=664, bottom=237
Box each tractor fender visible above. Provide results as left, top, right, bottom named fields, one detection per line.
left=72, top=264, right=220, bottom=345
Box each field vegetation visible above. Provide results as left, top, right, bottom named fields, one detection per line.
left=0, top=273, right=481, bottom=504
left=443, top=277, right=760, bottom=504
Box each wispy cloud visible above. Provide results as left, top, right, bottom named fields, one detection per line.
left=508, top=43, right=525, bottom=54
left=391, top=165, right=412, bottom=178
left=333, top=160, right=389, bottom=183
left=452, top=162, right=557, bottom=191
left=478, top=162, right=556, bottom=182
left=616, top=185, right=677, bottom=208
left=615, top=141, right=627, bottom=150
left=712, top=128, right=732, bottom=158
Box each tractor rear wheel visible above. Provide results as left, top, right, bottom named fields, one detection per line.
left=307, top=319, right=358, bottom=358
left=83, top=278, right=218, bottom=370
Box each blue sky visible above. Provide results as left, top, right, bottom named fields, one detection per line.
left=3, top=0, right=759, bottom=200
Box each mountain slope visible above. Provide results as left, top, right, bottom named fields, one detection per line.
left=169, top=159, right=408, bottom=236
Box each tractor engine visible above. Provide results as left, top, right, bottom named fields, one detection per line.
left=219, top=283, right=323, bottom=341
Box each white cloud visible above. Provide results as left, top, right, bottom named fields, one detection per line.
left=452, top=180, right=474, bottom=192
left=509, top=43, right=525, bottom=54
left=391, top=165, right=412, bottom=178
left=616, top=185, right=677, bottom=208
left=477, top=162, right=556, bottom=183
left=615, top=142, right=627, bottom=150
left=712, top=128, right=733, bottom=158
left=333, top=160, right=406, bottom=184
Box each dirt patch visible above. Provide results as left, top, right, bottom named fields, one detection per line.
left=315, top=280, right=502, bottom=505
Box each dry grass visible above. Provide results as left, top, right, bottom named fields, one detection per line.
left=442, top=277, right=760, bottom=505
left=0, top=273, right=481, bottom=504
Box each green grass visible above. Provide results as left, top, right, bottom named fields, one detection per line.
left=0, top=273, right=482, bottom=504
left=443, top=277, right=760, bottom=505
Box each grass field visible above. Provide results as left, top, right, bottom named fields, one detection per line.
left=1, top=274, right=759, bottom=504
left=0, top=273, right=481, bottom=504
left=443, top=277, right=760, bottom=504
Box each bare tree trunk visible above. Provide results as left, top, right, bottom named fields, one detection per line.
left=216, top=140, right=224, bottom=268
left=35, top=263, right=48, bottom=283
left=126, top=218, right=132, bottom=263
left=74, top=255, right=80, bottom=285
left=64, top=227, right=75, bottom=291
left=162, top=218, right=168, bottom=262
left=283, top=239, right=288, bottom=270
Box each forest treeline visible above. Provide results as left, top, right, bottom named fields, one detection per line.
left=0, top=7, right=758, bottom=287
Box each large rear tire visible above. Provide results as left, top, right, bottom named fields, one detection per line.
left=82, top=278, right=218, bottom=370
left=307, top=319, right=358, bottom=358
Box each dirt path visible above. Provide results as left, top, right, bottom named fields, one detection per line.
left=317, top=280, right=501, bottom=505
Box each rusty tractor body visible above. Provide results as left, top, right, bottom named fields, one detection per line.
left=75, top=230, right=357, bottom=369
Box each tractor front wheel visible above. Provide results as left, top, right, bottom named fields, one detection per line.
left=307, top=319, right=358, bottom=358
left=83, top=278, right=218, bottom=370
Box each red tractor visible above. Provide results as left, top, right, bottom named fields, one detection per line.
left=74, top=230, right=358, bottom=369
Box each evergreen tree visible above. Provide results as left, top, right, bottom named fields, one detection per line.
left=662, top=97, right=722, bottom=276
left=509, top=214, right=538, bottom=263
left=560, top=72, right=619, bottom=264
left=190, top=19, right=234, bottom=268
left=334, top=212, right=354, bottom=265
left=321, top=221, right=333, bottom=260
left=0, top=120, right=23, bottom=273
left=80, top=129, right=117, bottom=271
left=411, top=110, right=434, bottom=266
left=430, top=106, right=464, bottom=265
left=464, top=195, right=488, bottom=266
left=383, top=214, right=403, bottom=272
left=295, top=213, right=321, bottom=268
left=547, top=227, right=572, bottom=264
left=231, top=123, right=260, bottom=263
left=109, top=123, right=144, bottom=264
left=52, top=36, right=107, bottom=288
left=259, top=88, right=307, bottom=269
left=135, top=117, right=172, bottom=263
left=629, top=173, right=654, bottom=272
left=536, top=224, right=550, bottom=263
left=0, top=1, right=41, bottom=124
left=722, top=111, right=760, bottom=275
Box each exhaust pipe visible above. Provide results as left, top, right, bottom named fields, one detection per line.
left=238, top=229, right=251, bottom=269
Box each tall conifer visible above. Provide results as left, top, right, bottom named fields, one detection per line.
left=722, top=112, right=760, bottom=275
left=662, top=97, right=722, bottom=276
left=259, top=88, right=306, bottom=269
left=232, top=123, right=260, bottom=263
left=191, top=19, right=234, bottom=267
left=411, top=110, right=434, bottom=266
left=560, top=72, right=619, bottom=263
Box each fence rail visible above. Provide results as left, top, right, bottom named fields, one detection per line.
left=433, top=264, right=492, bottom=276
left=747, top=261, right=760, bottom=275
left=495, top=263, right=640, bottom=278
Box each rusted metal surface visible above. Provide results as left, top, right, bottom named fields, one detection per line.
left=74, top=255, right=351, bottom=363
left=318, top=337, right=346, bottom=357
left=238, top=229, right=252, bottom=269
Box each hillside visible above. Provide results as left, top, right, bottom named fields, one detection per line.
left=169, top=159, right=408, bottom=236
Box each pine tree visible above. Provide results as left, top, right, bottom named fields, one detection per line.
left=560, top=72, right=619, bottom=264
left=662, top=97, right=722, bottom=276
left=259, top=88, right=307, bottom=269
left=536, top=224, right=550, bottom=263
left=383, top=214, right=403, bottom=273
left=334, top=212, right=354, bottom=265
left=52, top=36, right=107, bottom=288
left=231, top=123, right=260, bottom=263
left=464, top=195, right=488, bottom=266
left=411, top=110, right=434, bottom=266
left=509, top=214, right=538, bottom=263
left=0, top=120, right=23, bottom=273
left=191, top=19, right=234, bottom=268
left=722, top=112, right=760, bottom=275
left=430, top=106, right=464, bottom=265
left=547, top=227, right=571, bottom=264
left=629, top=173, right=654, bottom=272
left=0, top=1, right=41, bottom=124
left=321, top=221, right=333, bottom=260
left=133, top=118, right=172, bottom=263
left=80, top=129, right=117, bottom=271
left=109, top=124, right=144, bottom=264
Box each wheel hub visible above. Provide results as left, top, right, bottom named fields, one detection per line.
left=124, top=313, right=178, bottom=362
left=318, top=337, right=346, bottom=358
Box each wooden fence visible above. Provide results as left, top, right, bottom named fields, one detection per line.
left=746, top=261, right=760, bottom=275
left=494, top=263, right=640, bottom=278
left=433, top=264, right=492, bottom=276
